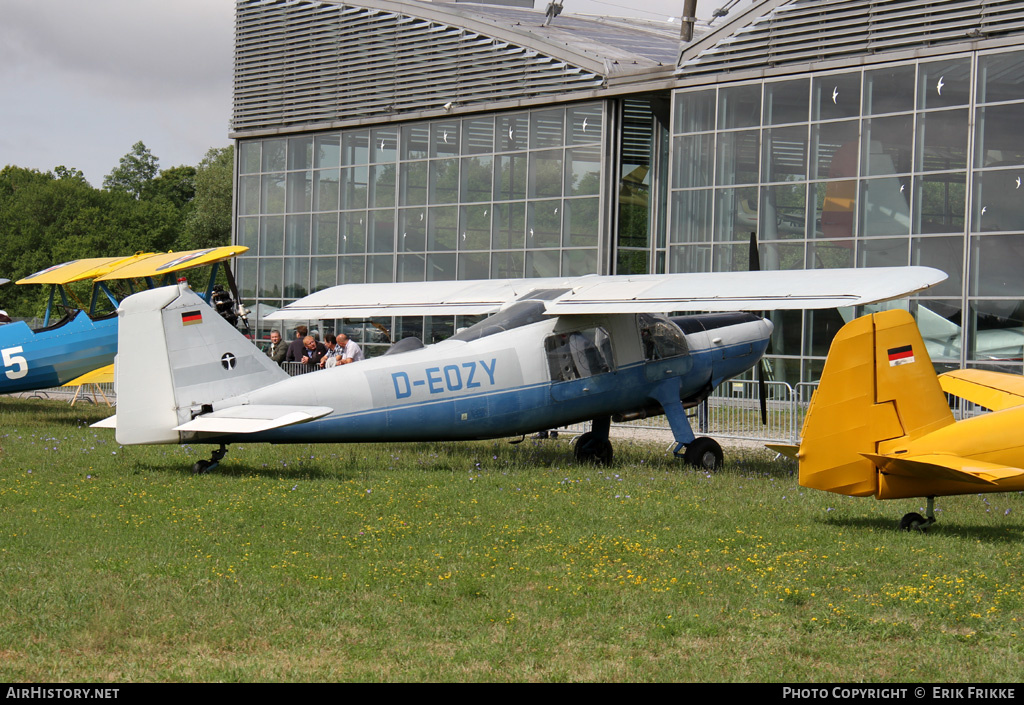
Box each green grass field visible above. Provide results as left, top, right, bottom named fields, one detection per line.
left=1, top=397, right=1022, bottom=682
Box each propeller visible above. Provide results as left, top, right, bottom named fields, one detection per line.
left=749, top=232, right=768, bottom=426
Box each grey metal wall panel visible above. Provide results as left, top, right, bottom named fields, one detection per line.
left=233, top=0, right=605, bottom=132
left=681, top=0, right=1024, bottom=76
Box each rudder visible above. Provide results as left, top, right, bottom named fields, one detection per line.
left=797, top=309, right=953, bottom=496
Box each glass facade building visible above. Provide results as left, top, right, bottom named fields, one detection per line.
left=232, top=0, right=1024, bottom=376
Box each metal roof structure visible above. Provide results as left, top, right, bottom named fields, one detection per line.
left=679, top=0, right=1024, bottom=77
left=233, top=0, right=684, bottom=135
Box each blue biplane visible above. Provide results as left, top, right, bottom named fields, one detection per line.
left=0, top=247, right=247, bottom=395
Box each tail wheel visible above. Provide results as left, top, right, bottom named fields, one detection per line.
left=574, top=431, right=613, bottom=465
left=898, top=512, right=929, bottom=532
left=683, top=437, right=723, bottom=470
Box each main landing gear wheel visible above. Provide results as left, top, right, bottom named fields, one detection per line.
left=574, top=431, right=613, bottom=465
left=683, top=437, right=724, bottom=470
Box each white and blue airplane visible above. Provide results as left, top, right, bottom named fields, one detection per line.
left=95, top=267, right=945, bottom=473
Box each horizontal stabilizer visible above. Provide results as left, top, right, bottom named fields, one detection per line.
left=938, top=369, right=1024, bottom=411
left=862, top=452, right=1024, bottom=486
left=766, top=443, right=800, bottom=460
left=172, top=405, right=332, bottom=434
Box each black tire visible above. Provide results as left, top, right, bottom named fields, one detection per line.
left=898, top=512, right=929, bottom=532
left=192, top=460, right=211, bottom=475
left=574, top=431, right=613, bottom=465
left=683, top=437, right=724, bottom=470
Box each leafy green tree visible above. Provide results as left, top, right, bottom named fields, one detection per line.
left=181, top=146, right=233, bottom=250
left=103, top=141, right=159, bottom=199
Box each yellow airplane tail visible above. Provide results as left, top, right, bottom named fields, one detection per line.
left=797, top=309, right=955, bottom=497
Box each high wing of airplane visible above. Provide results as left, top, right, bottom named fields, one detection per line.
left=769, top=308, right=1024, bottom=531
left=0, top=247, right=247, bottom=395
left=94, top=266, right=944, bottom=474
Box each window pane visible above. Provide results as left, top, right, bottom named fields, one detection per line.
left=261, top=174, right=285, bottom=214
left=566, top=146, right=601, bottom=196
left=813, top=180, right=856, bottom=240
left=397, top=253, right=425, bottom=282
left=287, top=137, right=313, bottom=171
left=341, top=166, right=368, bottom=209
left=429, top=159, right=459, bottom=204
left=314, top=135, right=340, bottom=168
left=918, top=57, right=971, bottom=110
left=763, top=78, right=809, bottom=125
left=459, top=252, right=489, bottom=279
left=863, top=64, right=915, bottom=115
left=259, top=216, right=284, bottom=256
left=401, top=125, right=429, bottom=160
left=431, top=121, right=460, bottom=158
left=715, top=187, right=758, bottom=242
left=460, top=205, right=491, bottom=250
left=568, top=104, right=602, bottom=144
left=262, top=139, right=286, bottom=172
left=367, top=254, right=394, bottom=283
left=286, top=172, right=311, bottom=212
left=339, top=255, right=365, bottom=284
left=527, top=200, right=562, bottom=249
left=462, top=117, right=494, bottom=154
left=427, top=252, right=457, bottom=281
left=239, top=217, right=259, bottom=251
left=530, top=109, right=564, bottom=149
left=239, top=175, right=260, bottom=215
left=674, top=89, right=715, bottom=133
left=811, top=120, right=858, bottom=180
left=340, top=212, right=366, bottom=254
left=916, top=109, right=968, bottom=172
left=975, top=104, right=1024, bottom=168
left=562, top=249, right=597, bottom=276
left=490, top=251, right=523, bottom=278
left=311, top=257, right=337, bottom=293
left=368, top=210, right=394, bottom=253
left=314, top=169, right=340, bottom=211
left=370, top=164, right=396, bottom=208
left=240, top=142, right=261, bottom=174
left=859, top=177, right=911, bottom=237
left=342, top=130, right=369, bottom=165
left=525, top=249, right=560, bottom=277
left=669, top=189, right=712, bottom=244
left=762, top=125, right=807, bottom=183
left=313, top=213, right=338, bottom=256
left=283, top=257, right=309, bottom=299
left=858, top=237, right=908, bottom=267
left=911, top=236, right=962, bottom=297
left=563, top=198, right=599, bottom=248
left=259, top=258, right=282, bottom=298
left=428, top=206, right=457, bottom=251
left=399, top=207, right=426, bottom=252
left=718, top=83, right=760, bottom=129
left=760, top=183, right=807, bottom=239
left=977, top=50, right=1024, bottom=104
left=461, top=156, right=493, bottom=203
left=715, top=129, right=759, bottom=186
left=400, top=161, right=428, bottom=207
left=492, top=202, right=525, bottom=250
left=812, top=72, right=861, bottom=121
left=861, top=115, right=913, bottom=176
left=495, top=153, right=527, bottom=200
left=672, top=133, right=713, bottom=189
left=530, top=149, right=563, bottom=198
left=914, top=172, right=966, bottom=234
left=497, top=114, right=529, bottom=151
left=285, top=215, right=310, bottom=256
left=970, top=234, right=1024, bottom=297
left=371, top=128, right=398, bottom=163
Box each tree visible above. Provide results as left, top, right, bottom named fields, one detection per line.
left=103, top=141, right=159, bottom=199
left=181, top=146, right=233, bottom=250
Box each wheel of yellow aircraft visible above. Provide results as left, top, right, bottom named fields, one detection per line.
left=898, top=512, right=931, bottom=532
left=683, top=437, right=724, bottom=471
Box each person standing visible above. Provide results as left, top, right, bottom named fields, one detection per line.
left=263, top=330, right=287, bottom=365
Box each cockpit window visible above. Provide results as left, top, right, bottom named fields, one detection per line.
left=546, top=327, right=614, bottom=382
left=637, top=313, right=689, bottom=360
left=450, top=300, right=548, bottom=343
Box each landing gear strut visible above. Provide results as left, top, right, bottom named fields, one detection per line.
left=898, top=496, right=936, bottom=532
left=575, top=416, right=613, bottom=464
left=193, top=444, right=229, bottom=474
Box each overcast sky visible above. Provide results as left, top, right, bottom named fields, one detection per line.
left=0, top=0, right=750, bottom=188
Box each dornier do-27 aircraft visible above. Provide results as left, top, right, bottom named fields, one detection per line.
left=770, top=308, right=1024, bottom=531
left=95, top=266, right=943, bottom=473
left=0, top=247, right=247, bottom=395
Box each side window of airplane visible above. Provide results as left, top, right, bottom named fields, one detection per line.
left=637, top=313, right=689, bottom=361
left=545, top=327, right=614, bottom=382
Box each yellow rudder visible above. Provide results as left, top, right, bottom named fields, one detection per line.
left=797, top=309, right=953, bottom=497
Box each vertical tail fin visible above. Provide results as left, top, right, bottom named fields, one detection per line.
left=797, top=309, right=954, bottom=496
left=114, top=283, right=288, bottom=445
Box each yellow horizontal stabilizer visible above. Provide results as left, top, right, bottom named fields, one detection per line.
left=17, top=255, right=151, bottom=285
left=62, top=364, right=115, bottom=387
left=938, top=369, right=1024, bottom=411
left=94, top=246, right=248, bottom=281
left=862, top=452, right=1024, bottom=486
left=766, top=443, right=800, bottom=460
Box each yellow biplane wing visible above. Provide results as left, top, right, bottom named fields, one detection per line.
left=16, top=254, right=153, bottom=285
left=938, top=369, right=1024, bottom=411
left=94, top=246, right=248, bottom=281
left=62, top=364, right=115, bottom=387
